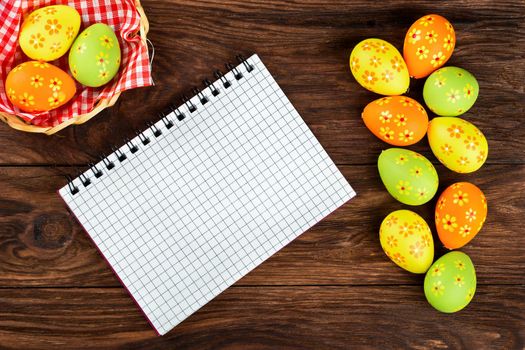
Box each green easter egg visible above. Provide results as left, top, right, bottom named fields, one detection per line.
left=378, top=148, right=439, bottom=206
left=69, top=23, right=121, bottom=87
left=424, top=251, right=476, bottom=313
left=423, top=66, right=479, bottom=117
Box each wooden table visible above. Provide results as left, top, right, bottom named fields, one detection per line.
left=0, top=1, right=523, bottom=348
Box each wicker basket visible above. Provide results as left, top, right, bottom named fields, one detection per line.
left=0, top=0, right=149, bottom=135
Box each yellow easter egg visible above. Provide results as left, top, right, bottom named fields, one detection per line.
left=380, top=210, right=434, bottom=273
left=350, top=38, right=410, bottom=95
left=427, top=117, right=488, bottom=173
left=19, top=5, right=81, bottom=61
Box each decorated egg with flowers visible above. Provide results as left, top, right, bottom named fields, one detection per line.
left=350, top=38, right=410, bottom=96
left=69, top=23, right=121, bottom=87
left=362, top=96, right=428, bottom=146
left=423, top=66, right=479, bottom=117
left=5, top=61, right=76, bottom=113
left=380, top=210, right=434, bottom=273
left=427, top=117, right=488, bottom=173
left=378, top=148, right=439, bottom=206
left=424, top=251, right=476, bottom=313
left=403, top=14, right=455, bottom=79
left=19, top=5, right=81, bottom=62
left=435, top=182, right=487, bottom=249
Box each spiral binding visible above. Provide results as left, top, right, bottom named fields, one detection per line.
left=67, top=54, right=255, bottom=195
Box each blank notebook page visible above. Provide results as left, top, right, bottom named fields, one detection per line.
left=59, top=54, right=356, bottom=335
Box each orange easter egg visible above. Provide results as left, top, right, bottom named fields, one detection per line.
left=362, top=96, right=428, bottom=146
left=5, top=61, right=76, bottom=113
left=403, top=14, right=455, bottom=79
left=435, top=182, right=487, bottom=249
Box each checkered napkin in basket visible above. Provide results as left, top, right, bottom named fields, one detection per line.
left=0, top=0, right=152, bottom=127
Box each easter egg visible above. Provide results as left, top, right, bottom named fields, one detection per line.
left=427, top=117, right=488, bottom=173
left=378, top=148, right=439, bottom=206
left=403, top=14, right=455, bottom=79
left=19, top=5, right=81, bottom=61
left=5, top=61, right=76, bottom=113
left=362, top=96, right=428, bottom=146
left=350, top=38, right=410, bottom=95
left=435, top=182, right=488, bottom=249
left=423, top=67, right=479, bottom=117
left=69, top=23, right=121, bottom=87
left=380, top=210, right=434, bottom=273
left=424, top=251, right=476, bottom=313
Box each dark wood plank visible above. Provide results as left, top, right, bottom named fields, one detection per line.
left=1, top=164, right=523, bottom=287
left=0, top=1, right=523, bottom=347
left=0, top=0, right=523, bottom=165
left=0, top=286, right=523, bottom=349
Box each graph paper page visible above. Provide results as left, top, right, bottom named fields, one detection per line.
left=59, top=54, right=356, bottom=335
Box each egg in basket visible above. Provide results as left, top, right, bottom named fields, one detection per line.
left=0, top=0, right=152, bottom=134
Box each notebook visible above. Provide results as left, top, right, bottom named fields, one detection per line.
left=59, top=54, right=356, bottom=335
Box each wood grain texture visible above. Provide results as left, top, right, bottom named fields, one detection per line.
left=0, top=286, right=523, bottom=350
left=0, top=0, right=523, bottom=165
left=0, top=164, right=523, bottom=287
left=0, top=0, right=523, bottom=348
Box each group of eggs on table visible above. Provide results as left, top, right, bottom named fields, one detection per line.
left=5, top=5, right=121, bottom=113
left=350, top=15, right=489, bottom=313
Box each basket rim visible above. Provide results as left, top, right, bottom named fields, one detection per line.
left=0, top=0, right=150, bottom=135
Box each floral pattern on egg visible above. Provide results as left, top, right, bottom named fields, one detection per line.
left=428, top=117, right=488, bottom=173
left=424, top=251, right=476, bottom=313
left=19, top=5, right=81, bottom=61
left=69, top=23, right=121, bottom=87
left=404, top=14, right=455, bottom=79
left=423, top=67, right=479, bottom=117
left=362, top=96, right=428, bottom=146
left=380, top=210, right=434, bottom=274
left=378, top=148, right=439, bottom=206
left=350, top=38, right=410, bottom=96
left=5, top=61, right=76, bottom=113
left=435, top=182, right=487, bottom=249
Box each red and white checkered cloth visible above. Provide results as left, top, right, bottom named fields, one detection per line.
left=0, top=0, right=152, bottom=127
